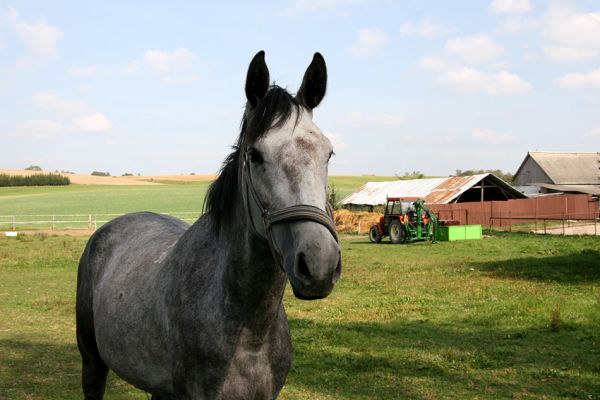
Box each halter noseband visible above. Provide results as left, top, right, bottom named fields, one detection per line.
left=242, top=148, right=339, bottom=267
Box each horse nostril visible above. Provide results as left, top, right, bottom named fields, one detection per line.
left=333, top=251, right=342, bottom=282
left=295, top=252, right=312, bottom=283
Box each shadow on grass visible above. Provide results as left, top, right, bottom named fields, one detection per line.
left=2, top=317, right=599, bottom=400
left=471, top=250, right=600, bottom=283
left=0, top=339, right=142, bottom=400
left=288, top=318, right=600, bottom=399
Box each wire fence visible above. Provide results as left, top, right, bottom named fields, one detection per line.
left=0, top=212, right=202, bottom=231
left=488, top=215, right=599, bottom=236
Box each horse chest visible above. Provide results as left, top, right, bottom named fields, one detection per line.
left=219, top=326, right=289, bottom=400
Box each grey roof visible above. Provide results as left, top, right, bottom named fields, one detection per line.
left=537, top=183, right=600, bottom=196
left=517, top=151, right=600, bottom=185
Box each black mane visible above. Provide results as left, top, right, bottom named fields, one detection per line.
left=204, top=86, right=301, bottom=232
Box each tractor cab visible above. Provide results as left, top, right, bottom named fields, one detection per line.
left=370, top=197, right=438, bottom=244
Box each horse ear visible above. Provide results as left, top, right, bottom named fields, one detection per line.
left=297, top=52, right=327, bottom=110
left=245, top=51, right=270, bottom=108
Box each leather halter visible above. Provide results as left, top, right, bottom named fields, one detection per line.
left=242, top=148, right=338, bottom=267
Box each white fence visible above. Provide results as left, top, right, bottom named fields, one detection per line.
left=0, top=212, right=202, bottom=231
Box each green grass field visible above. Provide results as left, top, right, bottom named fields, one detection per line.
left=1, top=232, right=599, bottom=399
left=0, top=177, right=392, bottom=230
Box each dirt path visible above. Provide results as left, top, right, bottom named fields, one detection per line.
left=534, top=222, right=600, bottom=236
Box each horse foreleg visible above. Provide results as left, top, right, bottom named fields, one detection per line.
left=81, top=356, right=109, bottom=400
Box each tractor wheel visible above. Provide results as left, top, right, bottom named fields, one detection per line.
left=369, top=225, right=382, bottom=243
left=389, top=220, right=404, bottom=244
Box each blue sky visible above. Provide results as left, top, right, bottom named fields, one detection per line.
left=1, top=0, right=599, bottom=176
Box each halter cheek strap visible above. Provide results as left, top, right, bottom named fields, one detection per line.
left=242, top=149, right=339, bottom=268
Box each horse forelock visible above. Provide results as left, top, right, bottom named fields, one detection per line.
left=204, top=86, right=302, bottom=233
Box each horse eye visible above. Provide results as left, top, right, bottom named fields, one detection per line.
left=249, top=148, right=264, bottom=165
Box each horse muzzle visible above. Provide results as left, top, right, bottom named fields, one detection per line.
left=274, top=221, right=342, bottom=300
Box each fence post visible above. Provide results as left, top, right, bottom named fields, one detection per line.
left=52, top=215, right=55, bottom=230
left=544, top=219, right=546, bottom=235
left=509, top=210, right=512, bottom=233
left=88, top=215, right=92, bottom=229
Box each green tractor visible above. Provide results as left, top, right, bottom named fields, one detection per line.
left=369, top=197, right=438, bottom=244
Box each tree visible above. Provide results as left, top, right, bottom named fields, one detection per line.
left=91, top=171, right=111, bottom=177
left=25, top=165, right=43, bottom=171
left=454, top=169, right=514, bottom=184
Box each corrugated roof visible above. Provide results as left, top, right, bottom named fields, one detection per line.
left=341, top=173, right=525, bottom=206
left=425, top=174, right=487, bottom=203
left=526, top=152, right=600, bottom=185
left=537, top=183, right=600, bottom=195
left=341, top=178, right=446, bottom=206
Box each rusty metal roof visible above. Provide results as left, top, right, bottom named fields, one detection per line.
left=341, top=173, right=525, bottom=206
left=424, top=175, right=485, bottom=203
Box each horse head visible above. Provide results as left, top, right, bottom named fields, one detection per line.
left=241, top=51, right=341, bottom=300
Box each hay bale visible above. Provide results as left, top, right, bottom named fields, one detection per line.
left=334, top=209, right=383, bottom=234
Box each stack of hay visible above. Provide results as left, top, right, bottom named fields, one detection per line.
left=333, top=209, right=383, bottom=234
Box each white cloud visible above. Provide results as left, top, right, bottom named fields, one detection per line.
left=14, top=119, right=62, bottom=139
left=323, top=131, right=346, bottom=150
left=350, top=28, right=389, bottom=57
left=283, top=0, right=364, bottom=15
left=445, top=34, right=504, bottom=64
left=471, top=128, right=516, bottom=144
left=123, top=61, right=140, bottom=74
left=32, top=92, right=87, bottom=114
left=72, top=113, right=113, bottom=132
left=554, top=70, right=600, bottom=89
left=438, top=67, right=532, bottom=95
left=582, top=127, right=600, bottom=140
left=6, top=7, right=62, bottom=58
left=127, top=47, right=199, bottom=83
left=346, top=111, right=406, bottom=126
left=489, top=0, right=533, bottom=15
left=541, top=3, right=600, bottom=62
left=494, top=14, right=538, bottom=35
left=69, top=65, right=97, bottom=77
left=418, top=56, right=450, bottom=72
left=143, top=47, right=195, bottom=74
left=400, top=18, right=453, bottom=38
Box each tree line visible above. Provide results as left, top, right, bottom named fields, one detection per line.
left=0, top=173, right=70, bottom=187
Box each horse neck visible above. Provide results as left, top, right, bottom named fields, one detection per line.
left=216, top=195, right=287, bottom=331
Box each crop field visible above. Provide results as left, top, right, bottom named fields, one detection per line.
left=1, top=232, right=599, bottom=399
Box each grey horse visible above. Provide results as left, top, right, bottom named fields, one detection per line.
left=76, top=51, right=341, bottom=400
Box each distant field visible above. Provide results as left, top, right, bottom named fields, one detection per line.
left=0, top=176, right=392, bottom=229
left=0, top=169, right=214, bottom=186
left=1, top=233, right=599, bottom=399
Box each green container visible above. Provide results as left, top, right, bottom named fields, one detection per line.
left=436, top=225, right=482, bottom=241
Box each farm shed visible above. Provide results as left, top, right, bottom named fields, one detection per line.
left=341, top=173, right=525, bottom=208
left=513, top=151, right=600, bottom=196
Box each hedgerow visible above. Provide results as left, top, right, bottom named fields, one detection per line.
left=0, top=173, right=70, bottom=187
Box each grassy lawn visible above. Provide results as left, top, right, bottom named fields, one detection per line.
left=0, top=183, right=211, bottom=216
left=1, top=232, right=599, bottom=399
left=0, top=176, right=385, bottom=216
left=0, top=176, right=389, bottom=229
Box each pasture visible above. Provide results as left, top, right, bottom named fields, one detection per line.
left=1, top=232, right=599, bottom=399
left=0, top=176, right=389, bottom=226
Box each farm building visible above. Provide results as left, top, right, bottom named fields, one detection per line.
left=341, top=173, right=526, bottom=209
left=513, top=151, right=600, bottom=196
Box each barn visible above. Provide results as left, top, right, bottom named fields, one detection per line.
left=341, top=173, right=525, bottom=209
left=513, top=151, right=600, bottom=196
